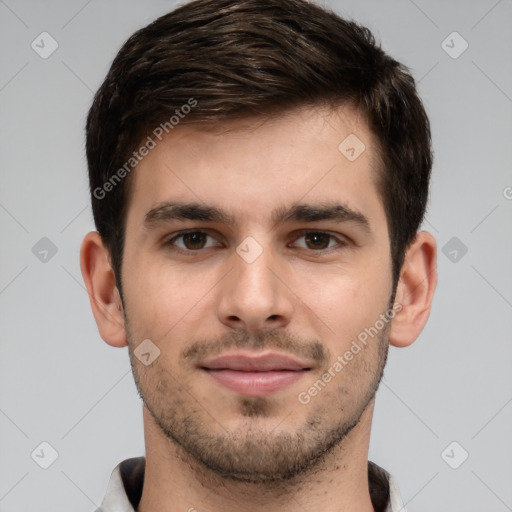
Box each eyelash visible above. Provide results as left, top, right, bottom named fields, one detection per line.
left=163, top=229, right=348, bottom=255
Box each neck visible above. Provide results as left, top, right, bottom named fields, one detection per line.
left=137, top=401, right=376, bottom=512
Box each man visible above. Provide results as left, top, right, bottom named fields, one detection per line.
left=80, top=0, right=437, bottom=510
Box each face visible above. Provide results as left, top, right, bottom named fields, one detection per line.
left=120, top=105, right=395, bottom=483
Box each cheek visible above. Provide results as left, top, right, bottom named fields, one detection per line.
left=123, top=257, right=218, bottom=340
left=306, top=266, right=390, bottom=343
left=122, top=258, right=171, bottom=336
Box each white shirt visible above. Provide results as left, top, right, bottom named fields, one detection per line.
left=96, top=457, right=406, bottom=512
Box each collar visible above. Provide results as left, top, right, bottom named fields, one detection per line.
left=97, top=457, right=406, bottom=512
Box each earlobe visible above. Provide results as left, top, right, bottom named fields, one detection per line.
left=389, top=231, right=437, bottom=348
left=80, top=231, right=127, bottom=348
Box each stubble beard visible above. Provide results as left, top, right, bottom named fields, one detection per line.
left=127, top=322, right=390, bottom=485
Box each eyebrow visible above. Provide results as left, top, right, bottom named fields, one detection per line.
left=143, top=201, right=371, bottom=233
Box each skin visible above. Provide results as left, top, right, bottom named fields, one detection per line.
left=81, top=104, right=437, bottom=512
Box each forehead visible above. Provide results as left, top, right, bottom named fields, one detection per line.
left=126, top=104, right=386, bottom=231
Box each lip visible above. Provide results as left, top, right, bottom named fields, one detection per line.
left=201, top=352, right=310, bottom=372
left=200, top=351, right=311, bottom=397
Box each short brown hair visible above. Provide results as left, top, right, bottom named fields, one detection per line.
left=86, top=0, right=432, bottom=296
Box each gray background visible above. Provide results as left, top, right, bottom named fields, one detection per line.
left=0, top=0, right=511, bottom=510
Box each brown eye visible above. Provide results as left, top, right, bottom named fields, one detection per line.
left=304, top=232, right=331, bottom=250
left=181, top=232, right=207, bottom=250
left=292, top=231, right=343, bottom=251
left=167, top=231, right=219, bottom=251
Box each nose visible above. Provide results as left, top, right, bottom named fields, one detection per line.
left=216, top=243, right=294, bottom=333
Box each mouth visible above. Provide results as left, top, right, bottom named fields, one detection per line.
left=200, top=351, right=312, bottom=397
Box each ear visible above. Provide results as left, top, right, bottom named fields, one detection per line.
left=80, top=231, right=127, bottom=348
left=389, top=230, right=437, bottom=348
